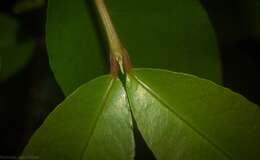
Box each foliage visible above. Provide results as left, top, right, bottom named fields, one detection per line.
left=19, top=0, right=260, bottom=159
left=47, top=0, right=222, bottom=95
left=23, top=69, right=260, bottom=159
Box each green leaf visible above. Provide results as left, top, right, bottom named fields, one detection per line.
left=126, top=68, right=260, bottom=160
left=0, top=13, right=35, bottom=81
left=22, top=75, right=134, bottom=160
left=47, top=0, right=222, bottom=95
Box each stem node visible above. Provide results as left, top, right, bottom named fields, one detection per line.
left=94, top=0, right=132, bottom=76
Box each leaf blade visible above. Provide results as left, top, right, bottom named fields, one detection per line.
left=126, top=68, right=260, bottom=160
left=23, top=75, right=134, bottom=160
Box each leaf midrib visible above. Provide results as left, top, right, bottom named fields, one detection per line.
left=129, top=73, right=232, bottom=160
left=80, top=79, right=115, bottom=160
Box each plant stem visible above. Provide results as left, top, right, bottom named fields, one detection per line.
left=94, top=0, right=131, bottom=76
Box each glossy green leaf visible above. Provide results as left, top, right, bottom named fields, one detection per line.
left=47, top=0, right=222, bottom=95
left=22, top=75, right=134, bottom=160
left=126, top=68, right=260, bottom=160
left=0, top=14, right=35, bottom=81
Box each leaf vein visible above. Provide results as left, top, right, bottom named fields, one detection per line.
left=79, top=79, right=115, bottom=160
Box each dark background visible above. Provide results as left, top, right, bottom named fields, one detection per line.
left=0, top=0, right=259, bottom=159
